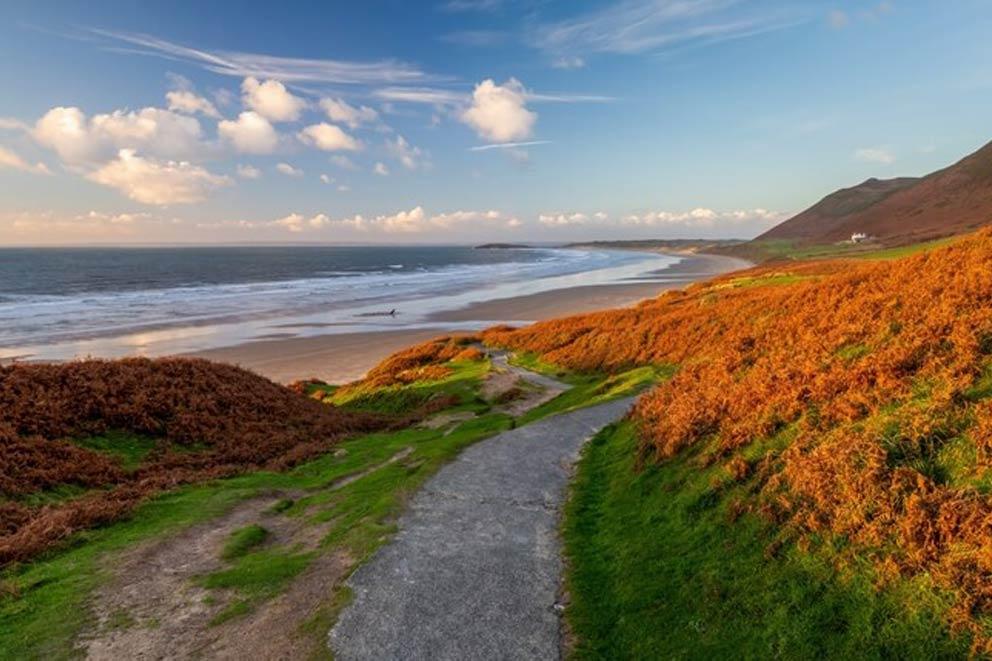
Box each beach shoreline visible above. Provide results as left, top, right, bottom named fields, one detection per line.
left=192, top=251, right=750, bottom=385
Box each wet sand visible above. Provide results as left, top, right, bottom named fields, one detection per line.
left=192, top=252, right=749, bottom=385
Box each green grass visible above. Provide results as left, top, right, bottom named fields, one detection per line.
left=517, top=364, right=674, bottom=426
left=327, top=358, right=492, bottom=415
left=738, top=236, right=961, bottom=264
left=201, top=549, right=312, bottom=624
left=835, top=343, right=872, bottom=362
left=712, top=273, right=815, bottom=290
left=851, top=236, right=961, bottom=261
left=74, top=431, right=159, bottom=470
left=221, top=524, right=269, bottom=560
left=507, top=351, right=569, bottom=379
left=266, top=498, right=295, bottom=515
left=563, top=422, right=971, bottom=659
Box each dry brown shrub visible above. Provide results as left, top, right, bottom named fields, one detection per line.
left=359, top=337, right=467, bottom=388
left=453, top=347, right=486, bottom=362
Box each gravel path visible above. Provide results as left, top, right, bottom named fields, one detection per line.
left=330, top=396, right=635, bottom=660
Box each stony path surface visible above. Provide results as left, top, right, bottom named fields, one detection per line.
left=330, top=396, right=636, bottom=660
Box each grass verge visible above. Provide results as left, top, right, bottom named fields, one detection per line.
left=516, top=363, right=674, bottom=426
left=562, top=422, right=971, bottom=659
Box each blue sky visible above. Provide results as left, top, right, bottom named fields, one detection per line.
left=0, top=0, right=990, bottom=244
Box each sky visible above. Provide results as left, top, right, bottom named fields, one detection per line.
left=0, top=0, right=990, bottom=245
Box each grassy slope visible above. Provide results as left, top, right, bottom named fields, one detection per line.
left=731, top=235, right=960, bottom=263
left=564, top=422, right=970, bottom=660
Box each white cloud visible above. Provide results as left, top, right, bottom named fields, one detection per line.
left=274, top=212, right=331, bottom=232
left=469, top=140, right=550, bottom=151
left=195, top=219, right=260, bottom=231
left=619, top=207, right=784, bottom=227
left=385, top=135, right=427, bottom=170
left=429, top=209, right=521, bottom=229
left=236, top=163, right=261, bottom=179
left=373, top=87, right=466, bottom=106
left=276, top=162, right=303, bottom=177
left=260, top=206, right=520, bottom=234
left=854, top=147, right=895, bottom=164
left=0, top=117, right=30, bottom=132
left=86, top=149, right=231, bottom=205
left=0, top=145, right=51, bottom=175
left=342, top=207, right=520, bottom=233
left=165, top=73, right=220, bottom=119
left=460, top=78, right=536, bottom=143
left=539, top=207, right=785, bottom=230
left=373, top=162, right=390, bottom=176
left=539, top=212, right=589, bottom=226
left=319, top=98, right=378, bottom=129
left=241, top=77, right=305, bottom=122
left=94, top=29, right=449, bottom=85
left=1, top=210, right=157, bottom=242
left=330, top=154, right=358, bottom=170
left=298, top=122, right=361, bottom=152
left=534, top=0, right=803, bottom=60
left=524, top=92, right=615, bottom=103
left=166, top=90, right=220, bottom=118
left=552, top=56, right=586, bottom=69
left=349, top=207, right=426, bottom=233
left=34, top=106, right=206, bottom=165
left=320, top=173, right=333, bottom=184
left=218, top=111, right=279, bottom=154
left=338, top=184, right=351, bottom=192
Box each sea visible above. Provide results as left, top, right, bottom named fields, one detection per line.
left=0, top=245, right=678, bottom=361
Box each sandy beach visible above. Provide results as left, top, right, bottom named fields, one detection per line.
left=193, top=252, right=750, bottom=385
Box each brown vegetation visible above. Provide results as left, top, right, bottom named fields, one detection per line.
left=330, top=336, right=478, bottom=400
left=0, top=358, right=389, bottom=564
left=483, top=229, right=992, bottom=651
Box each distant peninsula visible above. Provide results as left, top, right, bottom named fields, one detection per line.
left=565, top=239, right=745, bottom=252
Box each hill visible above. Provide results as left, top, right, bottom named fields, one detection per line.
left=565, top=239, right=744, bottom=252
left=481, top=229, right=992, bottom=653
left=757, top=139, right=992, bottom=246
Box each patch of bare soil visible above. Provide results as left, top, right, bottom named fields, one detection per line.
left=198, top=550, right=352, bottom=661
left=482, top=366, right=565, bottom=416
left=77, top=490, right=341, bottom=660
left=419, top=410, right=477, bottom=430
